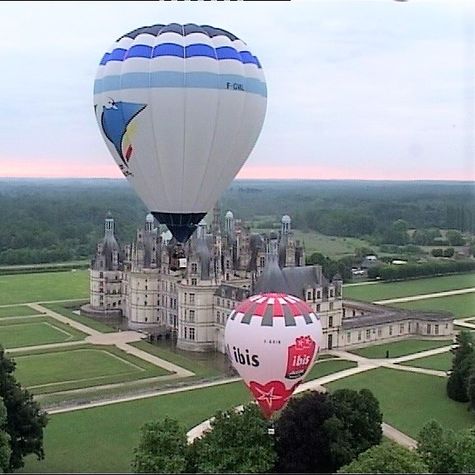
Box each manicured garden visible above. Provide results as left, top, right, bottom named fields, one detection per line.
left=22, top=382, right=251, bottom=473
left=0, top=317, right=86, bottom=349
left=349, top=338, right=452, bottom=359
left=305, top=359, right=357, bottom=381
left=399, top=351, right=452, bottom=372
left=43, top=302, right=116, bottom=333
left=344, top=273, right=475, bottom=302
left=0, top=305, right=42, bottom=318
left=130, top=340, right=223, bottom=378
left=0, top=270, right=89, bottom=305
left=393, top=292, right=475, bottom=319
left=325, top=368, right=474, bottom=438
left=13, top=344, right=171, bottom=394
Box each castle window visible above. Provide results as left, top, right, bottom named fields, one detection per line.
left=260, top=257, right=265, bottom=268
left=184, top=293, right=187, bottom=304
left=378, top=327, right=382, bottom=337
left=427, top=324, right=431, bottom=334
left=191, top=263, right=198, bottom=274
left=330, top=289, right=334, bottom=298
left=408, top=322, right=411, bottom=332
left=435, top=324, right=439, bottom=335
left=389, top=326, right=393, bottom=336
left=145, top=317, right=148, bottom=322
left=145, top=285, right=148, bottom=291
left=316, top=290, right=321, bottom=299
left=217, top=298, right=221, bottom=306
left=352, top=309, right=356, bottom=317
left=366, top=329, right=370, bottom=339
left=358, top=331, right=362, bottom=341
left=99, top=272, right=103, bottom=278
left=399, top=323, right=404, bottom=333
left=307, top=291, right=312, bottom=301
left=118, top=300, right=121, bottom=305
left=191, top=278, right=197, bottom=286
left=144, top=301, right=147, bottom=306
left=316, top=304, right=321, bottom=312
left=184, top=327, right=188, bottom=339
left=189, top=328, right=195, bottom=340
left=189, top=310, right=195, bottom=322
left=347, top=332, right=351, bottom=342
left=329, top=316, right=333, bottom=328
left=217, top=311, right=220, bottom=323
left=190, top=293, right=195, bottom=304
left=226, top=260, right=230, bottom=269
left=329, top=302, right=334, bottom=311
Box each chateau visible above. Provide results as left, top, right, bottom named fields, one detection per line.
left=81, top=208, right=454, bottom=353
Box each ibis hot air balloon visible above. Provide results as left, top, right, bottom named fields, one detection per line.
left=224, top=293, right=323, bottom=418
left=93, top=23, right=267, bottom=243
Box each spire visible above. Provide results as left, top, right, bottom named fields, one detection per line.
left=105, top=211, right=114, bottom=237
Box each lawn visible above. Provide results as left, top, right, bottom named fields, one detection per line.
left=43, top=302, right=116, bottom=333
left=0, top=305, right=42, bottom=318
left=292, top=230, right=372, bottom=258
left=13, top=345, right=171, bottom=394
left=130, top=340, right=223, bottom=378
left=343, top=273, right=475, bottom=302
left=393, top=293, right=475, bottom=319
left=325, top=368, right=474, bottom=438
left=399, top=352, right=452, bottom=372
left=0, top=317, right=86, bottom=349
left=349, top=339, right=452, bottom=359
left=22, top=382, right=251, bottom=473
left=0, top=270, right=89, bottom=305
left=305, top=359, right=357, bottom=381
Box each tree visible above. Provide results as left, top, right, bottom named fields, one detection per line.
left=338, top=440, right=429, bottom=473
left=131, top=417, right=188, bottom=473
left=417, top=420, right=475, bottom=473
left=191, top=404, right=276, bottom=473
left=443, top=247, right=455, bottom=257
left=0, top=347, right=48, bottom=471
left=0, top=399, right=11, bottom=473
left=274, top=389, right=382, bottom=473
left=447, top=330, right=473, bottom=402
left=446, top=230, right=465, bottom=246
left=468, top=360, right=475, bottom=411
left=431, top=248, right=443, bottom=257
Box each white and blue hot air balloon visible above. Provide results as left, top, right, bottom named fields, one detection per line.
left=94, top=23, right=267, bottom=243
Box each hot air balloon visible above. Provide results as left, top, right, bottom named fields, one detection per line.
left=224, top=292, right=323, bottom=418
left=93, top=23, right=267, bottom=243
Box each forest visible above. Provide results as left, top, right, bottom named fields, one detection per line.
left=0, top=178, right=473, bottom=266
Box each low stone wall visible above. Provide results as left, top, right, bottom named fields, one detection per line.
left=80, top=303, right=122, bottom=319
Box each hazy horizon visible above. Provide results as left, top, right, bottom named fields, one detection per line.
left=1, top=1, right=474, bottom=181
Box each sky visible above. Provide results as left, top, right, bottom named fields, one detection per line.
left=0, top=0, right=474, bottom=181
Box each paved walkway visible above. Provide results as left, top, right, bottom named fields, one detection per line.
left=374, top=287, right=475, bottom=304
left=7, top=340, right=85, bottom=354
left=0, top=298, right=87, bottom=308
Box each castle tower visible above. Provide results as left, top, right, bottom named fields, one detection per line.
left=281, top=214, right=291, bottom=235
left=145, top=213, right=154, bottom=233
left=225, top=210, right=234, bottom=236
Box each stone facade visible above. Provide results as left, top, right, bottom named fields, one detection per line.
left=82, top=208, right=454, bottom=352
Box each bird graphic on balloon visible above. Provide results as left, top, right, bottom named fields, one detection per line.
left=95, top=98, right=146, bottom=176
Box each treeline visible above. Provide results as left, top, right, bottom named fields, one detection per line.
left=0, top=178, right=473, bottom=265
left=368, top=260, right=475, bottom=281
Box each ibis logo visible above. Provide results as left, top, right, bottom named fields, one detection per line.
left=232, top=346, right=260, bottom=367
left=285, top=335, right=316, bottom=379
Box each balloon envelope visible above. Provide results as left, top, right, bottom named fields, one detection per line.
left=94, top=23, right=267, bottom=242
left=224, top=292, right=323, bottom=418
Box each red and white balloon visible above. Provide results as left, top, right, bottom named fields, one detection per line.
left=224, top=292, right=323, bottom=418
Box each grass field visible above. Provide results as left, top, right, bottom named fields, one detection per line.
left=0, top=305, right=42, bottom=318
left=292, top=230, right=372, bottom=257
left=343, top=273, right=475, bottom=302
left=0, top=270, right=89, bottom=305
left=43, top=302, right=116, bottom=333
left=349, top=339, right=452, bottom=359
left=130, top=340, right=223, bottom=378
left=0, top=317, right=86, bottom=349
left=399, top=352, right=452, bottom=372
left=14, top=345, right=171, bottom=394
left=393, top=293, right=475, bottom=319
left=305, top=359, right=357, bottom=381
left=22, top=382, right=251, bottom=473
left=326, top=368, right=474, bottom=438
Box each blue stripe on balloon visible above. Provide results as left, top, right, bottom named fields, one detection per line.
left=100, top=43, right=261, bottom=68
left=94, top=71, right=267, bottom=98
